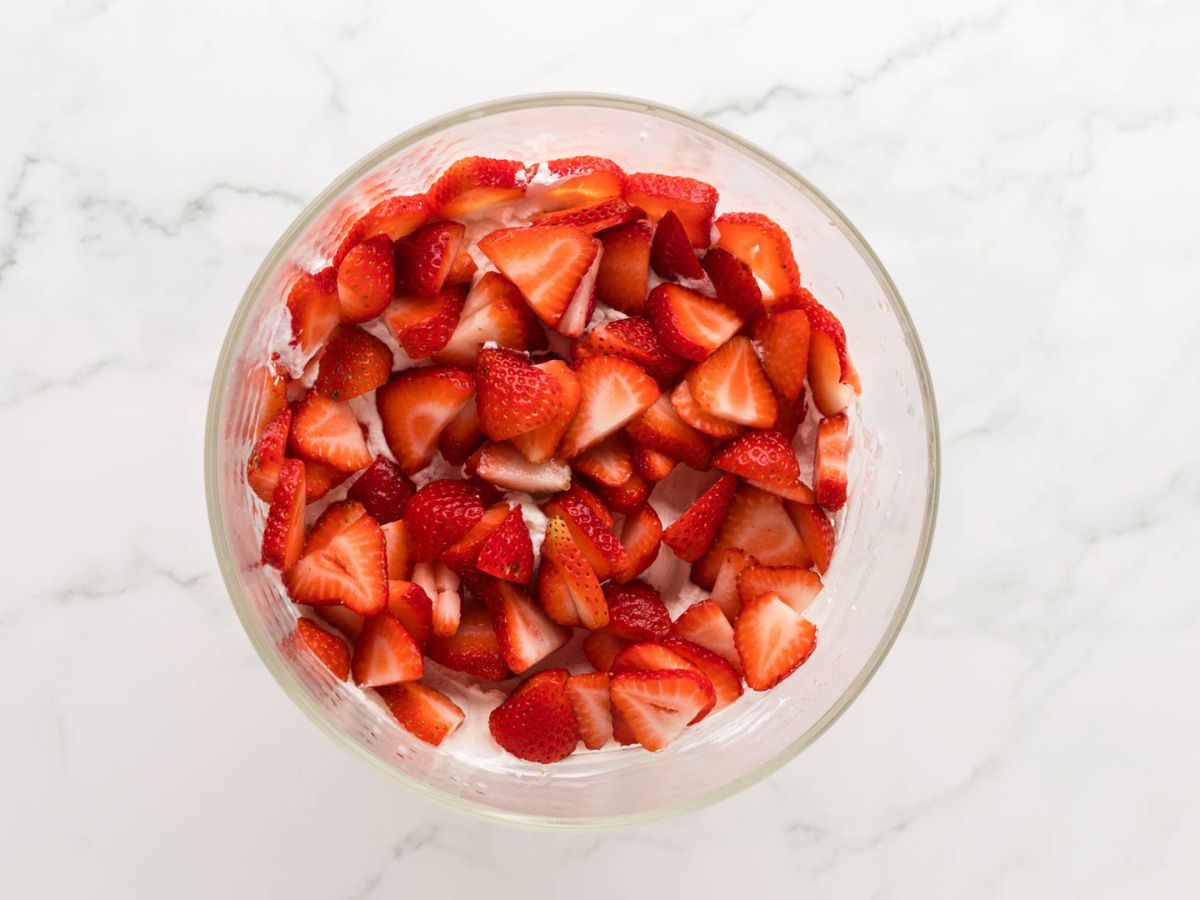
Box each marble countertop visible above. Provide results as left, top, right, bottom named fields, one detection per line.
left=3, top=0, right=1198, bottom=896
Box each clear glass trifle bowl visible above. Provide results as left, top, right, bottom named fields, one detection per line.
left=205, top=93, right=940, bottom=828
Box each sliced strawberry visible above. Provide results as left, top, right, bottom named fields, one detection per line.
left=247, top=407, right=291, bottom=502
left=469, top=441, right=572, bottom=494
left=446, top=248, right=477, bottom=285
left=483, top=580, right=572, bottom=675
left=376, top=366, right=474, bottom=472
left=691, top=484, right=809, bottom=588
left=411, top=559, right=462, bottom=637
left=489, top=668, right=579, bottom=763
left=582, top=630, right=629, bottom=672
left=477, top=505, right=534, bottom=584
left=382, top=519, right=412, bottom=580
left=393, top=221, right=466, bottom=299
left=660, top=637, right=742, bottom=710
left=669, top=380, right=744, bottom=440
left=633, top=445, right=676, bottom=482
left=557, top=355, right=660, bottom=459
left=612, top=504, right=662, bottom=584
left=714, top=212, right=800, bottom=299
left=538, top=516, right=609, bottom=629
left=749, top=476, right=815, bottom=503
left=405, top=479, right=485, bottom=560
left=670, top=599, right=740, bottom=671
left=304, top=500, right=368, bottom=554
left=815, top=412, right=849, bottom=511
left=437, top=396, right=484, bottom=466
left=701, top=247, right=766, bottom=321
left=346, top=455, right=414, bottom=524
left=284, top=510, right=388, bottom=615
left=686, top=336, right=778, bottom=428
left=314, top=325, right=393, bottom=401
left=572, top=316, right=686, bottom=383
left=611, top=641, right=702, bottom=677
left=261, top=458, right=306, bottom=570
left=785, top=288, right=860, bottom=415
left=245, top=362, right=289, bottom=437
left=386, top=580, right=433, bottom=649
left=738, top=564, right=823, bottom=617
left=509, top=359, right=581, bottom=464
left=595, top=220, right=652, bottom=314
left=734, top=591, right=818, bottom=690
left=289, top=391, right=372, bottom=472
left=312, top=603, right=365, bottom=641
left=542, top=486, right=626, bottom=580
left=474, top=347, right=565, bottom=441
left=661, top=474, right=737, bottom=563
left=603, top=581, right=670, bottom=641
left=478, top=225, right=600, bottom=331
left=432, top=273, right=547, bottom=368
left=302, top=459, right=352, bottom=502
left=573, top=432, right=634, bottom=487
left=441, top=502, right=509, bottom=574
left=566, top=481, right=614, bottom=528
left=713, top=430, right=800, bottom=492
left=609, top=669, right=715, bottom=751
left=590, top=471, right=652, bottom=515
left=428, top=156, right=530, bottom=218
left=427, top=602, right=509, bottom=680
left=285, top=267, right=340, bottom=359
left=626, top=394, right=712, bottom=470
left=787, top=502, right=835, bottom=574
left=709, top=547, right=756, bottom=620
left=623, top=173, right=718, bottom=247
left=752, top=307, right=810, bottom=401
left=565, top=671, right=613, bottom=750
left=377, top=681, right=464, bottom=746
left=646, top=284, right=742, bottom=362
left=351, top=613, right=424, bottom=687
left=382, top=284, right=466, bottom=359
left=536, top=156, right=625, bottom=209
left=336, top=234, right=394, bottom=323
left=294, top=616, right=351, bottom=680
left=532, top=197, right=644, bottom=234
left=355, top=194, right=431, bottom=242
left=650, top=210, right=706, bottom=281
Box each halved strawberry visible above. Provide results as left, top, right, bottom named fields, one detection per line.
left=669, top=380, right=744, bottom=440
left=354, top=194, right=431, bottom=242
left=289, top=391, right=372, bottom=472
left=382, top=284, right=466, bottom=359
left=535, top=156, right=625, bottom=210
left=477, top=505, right=534, bottom=584
left=700, top=247, right=766, bottom=320
left=377, top=681, right=464, bottom=747
left=393, top=221, right=466, bottom=299
left=572, top=317, right=686, bottom=383
left=351, top=613, right=424, bottom=687
left=538, top=516, right=609, bottom=629
left=432, top=273, right=547, bottom=368
left=261, top=459, right=306, bottom=570
left=314, top=325, right=393, bottom=401
left=557, top=355, right=660, bottom=459
left=245, top=362, right=289, bottom=437
left=382, top=519, right=412, bottom=580
left=713, top=430, right=801, bottom=494
left=670, top=599, right=740, bottom=671
left=660, top=637, right=742, bottom=710
left=595, top=220, right=652, bottom=314
left=469, top=442, right=572, bottom=494
left=787, top=502, right=835, bottom=574
left=573, top=432, right=634, bottom=487
left=752, top=307, right=810, bottom=401
left=603, top=581, right=670, bottom=641
left=590, top=471, right=652, bottom=515
left=426, top=602, right=508, bottom=680
left=542, top=485, right=626, bottom=580
left=286, top=267, right=340, bottom=359
left=714, top=212, right=800, bottom=299
left=646, top=284, right=742, bottom=362
left=623, top=173, right=718, bottom=247
left=405, top=479, right=486, bottom=561
left=709, top=547, right=756, bottom=621
left=440, top=502, right=509, bottom=574
left=786, top=288, right=860, bottom=415
left=294, top=617, right=351, bottom=680
left=428, top=156, right=530, bottom=218
left=483, top=580, right=572, bottom=675
left=336, top=234, right=394, bottom=323
left=437, top=396, right=485, bottom=466
left=346, top=455, right=414, bottom=525
left=488, top=668, right=579, bottom=763
left=734, top=591, right=818, bottom=690
left=609, top=669, right=715, bottom=751
left=478, top=225, right=600, bottom=331
left=691, top=484, right=809, bottom=588
left=387, top=580, right=433, bottom=649
left=650, top=210, right=705, bottom=281
left=475, top=348, right=565, bottom=441
left=302, top=459, right=353, bottom=502
left=312, top=603, right=365, bottom=641
left=583, top=630, right=629, bottom=672
left=509, top=360, right=580, bottom=464
left=376, top=366, right=474, bottom=472
left=626, top=394, right=712, bottom=470
left=612, top=504, right=662, bottom=584
left=284, top=510, right=388, bottom=615
left=565, top=671, right=613, bottom=750
left=411, top=559, right=462, bottom=637
left=738, top=565, right=823, bottom=617
left=661, top=474, right=737, bottom=563
left=815, top=413, right=849, bottom=511
left=532, top=197, right=644, bottom=233
left=633, top=445, right=676, bottom=482
left=686, top=336, right=778, bottom=428
left=247, top=407, right=291, bottom=502
left=446, top=248, right=477, bottom=285
left=303, top=500, right=368, bottom=554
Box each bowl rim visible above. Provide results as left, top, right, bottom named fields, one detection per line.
left=205, top=91, right=941, bottom=830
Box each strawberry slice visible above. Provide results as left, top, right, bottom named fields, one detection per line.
left=670, top=599, right=741, bottom=671
left=535, top=156, right=625, bottom=210
left=572, top=317, right=686, bottom=383
left=691, top=484, right=809, bottom=588
left=603, top=581, right=670, bottom=641
left=611, top=640, right=703, bottom=678
left=567, top=481, right=614, bottom=527
left=669, top=380, right=744, bottom=440
left=426, top=602, right=509, bottom=680
left=261, top=459, right=306, bottom=570
left=377, top=681, right=464, bottom=747
left=565, top=671, right=613, bottom=750
left=469, top=442, right=572, bottom=494
left=609, top=669, right=715, bottom=751
left=354, top=194, right=431, bottom=242
left=441, top=502, right=508, bottom=574
left=483, top=580, right=572, bottom=674
left=489, top=668, right=579, bottom=763
left=815, top=413, right=849, bottom=511
left=737, top=564, right=823, bottom=616
left=531, top=197, right=644, bottom=234
left=623, top=173, right=718, bottom=247
left=284, top=509, right=388, bottom=615
left=774, top=391, right=807, bottom=443
left=289, top=391, right=372, bottom=473
left=661, top=474, right=737, bottom=563
left=538, top=516, right=609, bottom=629
left=412, top=559, right=462, bottom=637
left=660, top=637, right=742, bottom=710
left=346, top=455, right=415, bottom=524
left=752, top=307, right=810, bottom=401
left=294, top=617, right=351, bottom=681
left=787, top=502, right=835, bottom=574
left=285, top=267, right=340, bottom=360
left=573, top=432, right=634, bottom=487
left=734, top=591, right=818, bottom=690
left=428, top=156, right=530, bottom=218
left=477, top=505, right=534, bottom=584
left=650, top=210, right=706, bottom=281
left=612, top=503, right=662, bottom=584
left=382, top=284, right=467, bottom=359
left=595, top=220, right=652, bottom=314
left=382, top=519, right=412, bottom=580
left=542, top=485, right=626, bottom=580
left=393, top=221, right=466, bottom=299
left=436, top=396, right=485, bottom=466
left=475, top=348, right=565, bottom=441
left=709, top=547, right=757, bottom=621
left=302, top=459, right=352, bottom=502
left=376, top=366, right=474, bottom=472
left=351, top=613, right=424, bottom=687
left=714, top=212, right=800, bottom=299
left=312, top=603, right=365, bottom=641
left=303, top=500, right=368, bottom=554
left=314, top=325, right=393, bottom=401
left=557, top=355, right=660, bottom=459
left=633, top=445, right=676, bottom=482
left=646, top=284, right=742, bottom=362
left=336, top=234, right=394, bottom=323
left=387, top=580, right=433, bottom=649
left=509, top=360, right=581, bottom=464
left=590, top=471, right=652, bottom=515
left=700, top=247, right=766, bottom=321
left=626, top=394, right=712, bottom=470
left=247, top=407, right=291, bottom=502
left=405, top=479, right=486, bottom=560
left=245, top=362, right=289, bottom=437
left=478, top=225, right=600, bottom=331
left=784, top=289, right=860, bottom=415
left=583, top=631, right=629, bottom=672
left=446, top=248, right=477, bottom=285
left=686, top=335, right=778, bottom=428
left=432, top=273, right=547, bottom=368
left=713, top=430, right=801, bottom=492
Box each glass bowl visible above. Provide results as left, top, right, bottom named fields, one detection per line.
left=205, top=93, right=940, bottom=829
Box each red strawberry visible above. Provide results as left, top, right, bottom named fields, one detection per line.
left=650, top=210, right=706, bottom=281
left=477, top=505, right=534, bottom=584
left=377, top=681, right=464, bottom=747
left=441, top=502, right=508, bottom=574
left=611, top=641, right=703, bottom=678
left=633, top=445, right=676, bottom=482
left=557, top=355, right=660, bottom=459
left=386, top=580, right=433, bottom=649
left=351, top=613, right=424, bottom=687
left=302, top=459, right=352, bottom=503
left=573, top=432, right=635, bottom=487
left=626, top=394, right=712, bottom=470
left=565, top=671, right=613, bottom=749
left=393, top=221, right=466, bottom=299
left=427, top=602, right=509, bottom=680
left=752, top=307, right=810, bottom=401
left=603, top=581, right=670, bottom=641
left=686, top=336, right=778, bottom=428
left=383, top=284, right=466, bottom=359
left=478, top=225, right=600, bottom=332
left=612, top=504, right=662, bottom=584
left=488, top=668, right=579, bottom=763
left=542, top=486, right=626, bottom=580
left=566, top=481, right=614, bottom=527
left=314, top=325, right=393, bottom=401
left=595, top=220, right=652, bottom=314
left=609, top=669, right=715, bottom=751
left=692, top=484, right=809, bottom=588
left=247, top=407, right=291, bottom=502
left=284, top=510, right=388, bottom=615
left=294, top=616, right=351, bottom=681
left=669, top=380, right=744, bottom=440
left=623, top=173, right=718, bottom=247
left=433, top=272, right=547, bottom=368
left=784, top=288, right=859, bottom=415
left=662, top=474, right=737, bottom=563
left=355, top=194, right=431, bottom=242
left=469, top=442, right=572, bottom=494
left=583, top=631, right=629, bottom=672
left=285, top=267, right=340, bottom=359
left=261, top=458, right=306, bottom=570
left=376, top=366, right=474, bottom=472
left=437, top=396, right=485, bottom=466
left=475, top=347, right=565, bottom=441
left=382, top=519, right=412, bottom=580
left=245, top=362, right=289, bottom=437
left=646, top=284, right=742, bottom=362
left=531, top=197, right=644, bottom=233
left=312, top=603, right=365, bottom=641
left=336, top=234, right=394, bottom=323
left=660, top=637, right=742, bottom=710
left=538, top=517, right=609, bottom=629
left=713, top=430, right=800, bottom=491
left=405, top=479, right=486, bottom=560
left=734, top=591, right=818, bottom=690
left=344, top=456, right=412, bottom=525
left=483, top=580, right=572, bottom=674
left=509, top=360, right=581, bottom=464
left=714, top=212, right=800, bottom=299
left=446, top=248, right=477, bottom=285
left=536, top=156, right=625, bottom=209
left=787, top=502, right=836, bottom=574
left=700, top=247, right=766, bottom=320
left=709, top=547, right=756, bottom=621
left=670, top=599, right=740, bottom=671
left=738, top=564, right=823, bottom=617
left=428, top=156, right=530, bottom=217
left=304, top=500, right=368, bottom=554
left=773, top=389, right=807, bottom=442
left=815, top=413, right=849, bottom=511
left=289, top=391, right=372, bottom=472
left=590, top=471, right=652, bottom=515
left=572, top=317, right=686, bottom=383
left=412, top=559, right=462, bottom=637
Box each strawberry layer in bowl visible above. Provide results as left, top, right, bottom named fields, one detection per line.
left=206, top=94, right=939, bottom=828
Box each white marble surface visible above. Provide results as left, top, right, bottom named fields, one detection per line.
left=3, top=0, right=1199, bottom=895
